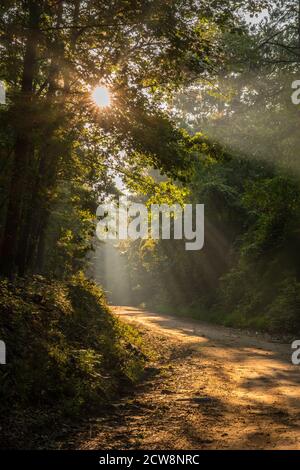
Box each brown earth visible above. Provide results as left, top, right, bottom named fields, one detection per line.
left=68, top=306, right=300, bottom=450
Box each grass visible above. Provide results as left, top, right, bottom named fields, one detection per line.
left=0, top=273, right=148, bottom=449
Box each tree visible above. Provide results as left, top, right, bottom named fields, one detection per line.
left=0, top=0, right=239, bottom=277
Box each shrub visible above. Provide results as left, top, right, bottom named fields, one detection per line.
left=267, top=278, right=300, bottom=335
left=0, top=273, right=147, bottom=448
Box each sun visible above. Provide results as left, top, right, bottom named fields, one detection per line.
left=91, top=86, right=111, bottom=108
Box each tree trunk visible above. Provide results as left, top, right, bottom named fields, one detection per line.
left=0, top=0, right=40, bottom=277
left=30, top=0, right=80, bottom=274
left=16, top=0, right=64, bottom=275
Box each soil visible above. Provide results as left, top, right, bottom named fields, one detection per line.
left=63, top=306, right=300, bottom=450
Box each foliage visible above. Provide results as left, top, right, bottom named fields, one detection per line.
left=96, top=1, right=300, bottom=336
left=0, top=0, right=239, bottom=278
left=105, top=152, right=300, bottom=335
left=0, top=273, right=147, bottom=448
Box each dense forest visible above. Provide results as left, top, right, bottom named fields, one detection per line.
left=95, top=0, right=300, bottom=335
left=1, top=0, right=300, bottom=450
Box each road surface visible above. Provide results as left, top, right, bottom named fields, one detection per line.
left=78, top=306, right=300, bottom=450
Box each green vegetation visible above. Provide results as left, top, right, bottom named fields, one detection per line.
left=113, top=159, right=300, bottom=336
left=1, top=0, right=239, bottom=448
left=0, top=273, right=146, bottom=448
left=94, top=1, right=300, bottom=336
left=1, top=0, right=300, bottom=449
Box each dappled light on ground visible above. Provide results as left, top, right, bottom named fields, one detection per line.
left=71, top=307, right=300, bottom=450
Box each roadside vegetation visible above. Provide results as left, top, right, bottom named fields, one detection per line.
left=95, top=1, right=300, bottom=336
left=0, top=274, right=147, bottom=448
left=1, top=0, right=299, bottom=450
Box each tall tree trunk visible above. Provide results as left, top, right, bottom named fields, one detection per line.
left=18, top=0, right=80, bottom=275
left=26, top=143, right=61, bottom=274
left=33, top=0, right=81, bottom=274
left=16, top=0, right=64, bottom=275
left=0, top=0, right=40, bottom=277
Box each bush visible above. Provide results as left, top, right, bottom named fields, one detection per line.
left=0, top=273, right=147, bottom=448
left=267, top=278, right=300, bottom=335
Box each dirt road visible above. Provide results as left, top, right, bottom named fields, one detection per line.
left=77, top=307, right=300, bottom=450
